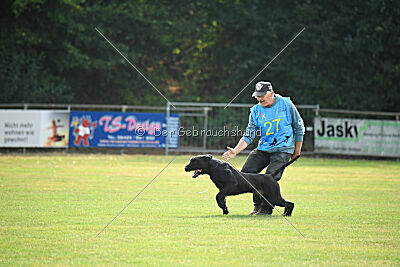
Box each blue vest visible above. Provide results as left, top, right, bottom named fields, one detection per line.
left=250, top=97, right=294, bottom=151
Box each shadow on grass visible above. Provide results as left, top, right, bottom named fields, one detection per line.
left=176, top=214, right=283, bottom=220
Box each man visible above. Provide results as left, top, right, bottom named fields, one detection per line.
left=222, top=81, right=305, bottom=215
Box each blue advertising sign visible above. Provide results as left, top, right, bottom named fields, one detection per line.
left=68, top=111, right=179, bottom=148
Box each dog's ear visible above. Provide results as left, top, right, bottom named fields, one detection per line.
left=205, top=154, right=212, bottom=160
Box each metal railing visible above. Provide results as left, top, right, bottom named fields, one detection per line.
left=316, top=107, right=400, bottom=120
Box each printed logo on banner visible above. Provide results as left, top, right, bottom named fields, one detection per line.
left=314, top=117, right=400, bottom=157
left=98, top=115, right=161, bottom=135
left=316, top=119, right=359, bottom=140
left=70, top=116, right=98, bottom=146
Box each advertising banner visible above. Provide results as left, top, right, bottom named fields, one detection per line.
left=0, top=110, right=70, bottom=147
left=68, top=111, right=179, bottom=148
left=314, top=117, right=400, bottom=157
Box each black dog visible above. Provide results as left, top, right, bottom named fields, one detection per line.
left=184, top=155, right=300, bottom=216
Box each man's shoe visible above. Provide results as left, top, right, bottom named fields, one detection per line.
left=255, top=207, right=273, bottom=215
left=249, top=206, right=260, bottom=215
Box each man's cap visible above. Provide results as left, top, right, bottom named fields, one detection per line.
left=252, top=81, right=273, bottom=97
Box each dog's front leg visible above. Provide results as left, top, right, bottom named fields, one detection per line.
left=216, top=191, right=229, bottom=215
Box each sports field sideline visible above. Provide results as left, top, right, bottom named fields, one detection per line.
left=0, top=154, right=399, bottom=265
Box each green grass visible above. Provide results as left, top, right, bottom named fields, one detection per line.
left=0, top=154, right=399, bottom=265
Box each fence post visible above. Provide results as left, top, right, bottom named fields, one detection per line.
left=315, top=104, right=320, bottom=117
left=66, top=105, right=71, bottom=154
left=120, top=105, right=127, bottom=155
left=165, top=102, right=170, bottom=156
left=202, top=107, right=209, bottom=153
left=312, top=105, right=320, bottom=156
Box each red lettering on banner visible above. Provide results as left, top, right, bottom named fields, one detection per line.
left=101, top=115, right=162, bottom=135
left=125, top=116, right=137, bottom=131
left=109, top=116, right=122, bottom=133
left=100, top=116, right=123, bottom=133
left=99, top=116, right=112, bottom=132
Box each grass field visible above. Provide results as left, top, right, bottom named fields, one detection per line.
left=0, top=154, right=399, bottom=265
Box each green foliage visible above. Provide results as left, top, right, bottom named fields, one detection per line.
left=0, top=0, right=398, bottom=111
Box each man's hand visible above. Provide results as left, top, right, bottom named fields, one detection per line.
left=291, top=153, right=300, bottom=161
left=222, top=147, right=237, bottom=160
left=292, top=141, right=303, bottom=160
left=222, top=140, right=248, bottom=161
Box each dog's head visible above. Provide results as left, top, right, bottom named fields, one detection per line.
left=184, top=154, right=213, bottom=178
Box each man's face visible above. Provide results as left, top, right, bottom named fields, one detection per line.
left=255, top=91, right=274, bottom=107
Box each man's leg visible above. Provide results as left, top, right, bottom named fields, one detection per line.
left=261, top=152, right=292, bottom=214
left=241, top=149, right=269, bottom=215
left=265, top=152, right=292, bottom=181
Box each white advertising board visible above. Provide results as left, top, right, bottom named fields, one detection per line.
left=314, top=117, right=400, bottom=157
left=0, top=110, right=70, bottom=147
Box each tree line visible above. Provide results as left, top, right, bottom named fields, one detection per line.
left=1, top=0, right=399, bottom=112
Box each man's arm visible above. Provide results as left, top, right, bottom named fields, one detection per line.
left=289, top=100, right=305, bottom=159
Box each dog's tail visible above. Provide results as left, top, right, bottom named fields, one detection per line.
left=271, top=155, right=301, bottom=178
